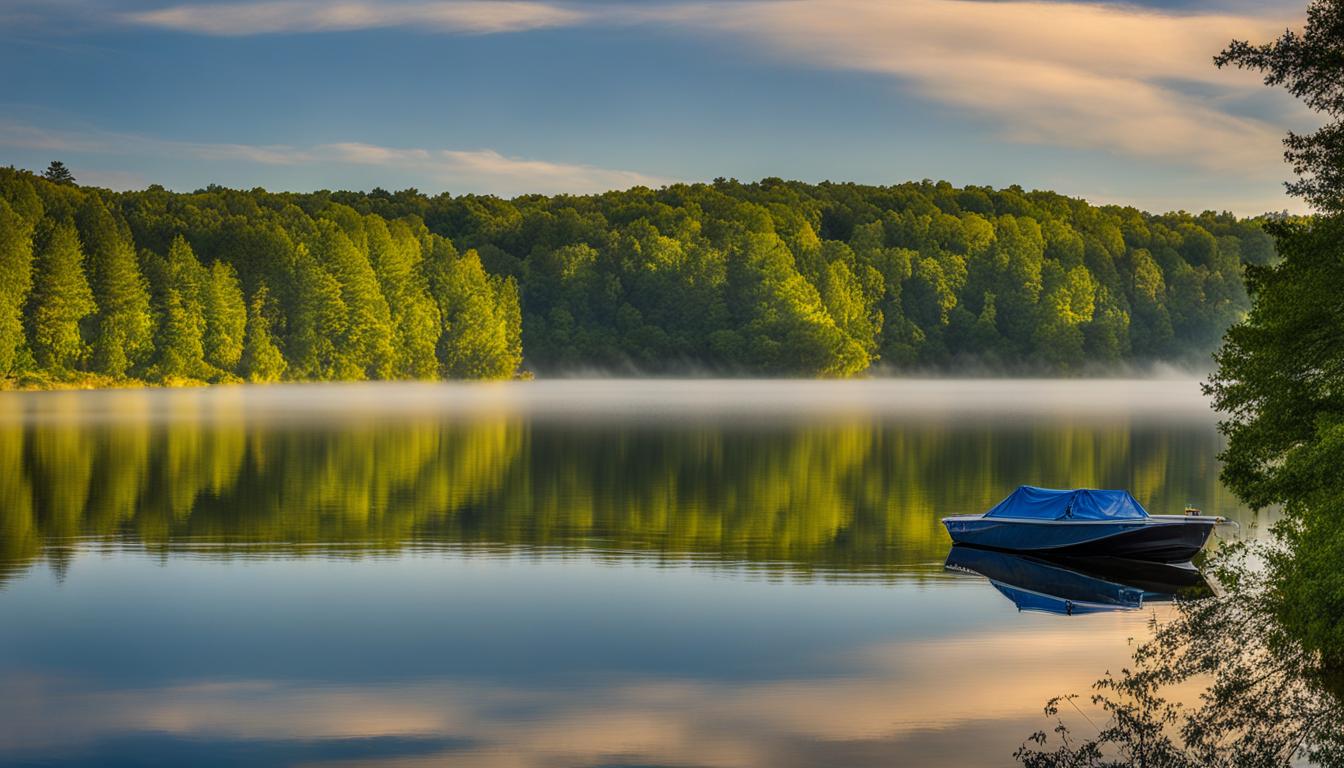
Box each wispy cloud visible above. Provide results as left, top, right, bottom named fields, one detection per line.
left=115, top=0, right=1301, bottom=175
left=0, top=121, right=669, bottom=195
left=636, top=0, right=1298, bottom=173
left=124, top=0, right=587, bottom=36
left=321, top=142, right=670, bottom=192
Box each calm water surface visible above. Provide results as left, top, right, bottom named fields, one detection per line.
left=0, top=380, right=1259, bottom=767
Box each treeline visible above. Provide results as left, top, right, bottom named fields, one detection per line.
left=320, top=178, right=1274, bottom=373
left=0, top=166, right=522, bottom=386
left=0, top=166, right=1275, bottom=382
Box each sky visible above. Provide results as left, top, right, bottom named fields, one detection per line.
left=0, top=0, right=1315, bottom=214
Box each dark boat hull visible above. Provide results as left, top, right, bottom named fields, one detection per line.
left=941, top=515, right=1217, bottom=563
left=944, top=545, right=1213, bottom=614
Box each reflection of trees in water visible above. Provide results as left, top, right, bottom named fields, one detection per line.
left=0, top=395, right=1243, bottom=583
left=1016, top=547, right=1344, bottom=768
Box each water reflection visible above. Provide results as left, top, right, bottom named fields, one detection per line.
left=945, top=546, right=1214, bottom=615
left=0, top=382, right=1247, bottom=585
left=0, top=381, right=1264, bottom=768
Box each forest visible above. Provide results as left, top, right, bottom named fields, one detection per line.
left=0, top=163, right=1278, bottom=384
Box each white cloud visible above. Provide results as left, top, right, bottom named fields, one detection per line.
left=632, top=0, right=1299, bottom=173
left=125, top=0, right=587, bottom=36
left=322, top=142, right=671, bottom=192
left=116, top=0, right=1304, bottom=176
left=0, top=121, right=669, bottom=195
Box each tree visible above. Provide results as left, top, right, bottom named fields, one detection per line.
left=42, top=161, right=75, bottom=186
left=75, top=194, right=153, bottom=377
left=309, top=219, right=394, bottom=379
left=154, top=236, right=210, bottom=381
left=287, top=243, right=347, bottom=380
left=26, top=220, right=95, bottom=372
left=367, top=216, right=440, bottom=378
left=1204, top=0, right=1344, bottom=668
left=431, top=247, right=518, bottom=379
left=0, top=200, right=35, bottom=375
left=202, top=261, right=247, bottom=374
left=241, top=284, right=287, bottom=382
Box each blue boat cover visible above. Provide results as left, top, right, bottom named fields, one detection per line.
left=983, top=486, right=1149, bottom=521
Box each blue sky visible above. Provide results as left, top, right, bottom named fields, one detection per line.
left=0, top=0, right=1313, bottom=214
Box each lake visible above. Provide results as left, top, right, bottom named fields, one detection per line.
left=0, top=380, right=1260, bottom=768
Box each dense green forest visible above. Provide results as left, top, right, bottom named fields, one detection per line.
left=0, top=164, right=1277, bottom=384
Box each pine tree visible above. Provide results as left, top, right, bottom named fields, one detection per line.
left=287, top=243, right=347, bottom=380
left=202, top=261, right=247, bottom=374
left=241, top=284, right=287, bottom=383
left=493, top=274, right=524, bottom=376
left=431, top=247, right=515, bottom=379
left=0, top=200, right=35, bottom=375
left=42, top=161, right=75, bottom=186
left=154, top=236, right=209, bottom=381
left=310, top=219, right=394, bottom=379
left=27, top=220, right=95, bottom=372
left=75, top=195, right=153, bottom=378
left=367, top=216, right=440, bottom=378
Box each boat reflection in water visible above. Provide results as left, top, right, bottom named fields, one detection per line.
left=945, top=545, right=1214, bottom=615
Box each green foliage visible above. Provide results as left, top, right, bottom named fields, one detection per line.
left=154, top=236, right=210, bottom=381
left=311, top=217, right=395, bottom=379
left=0, top=199, right=35, bottom=374
left=75, top=194, right=153, bottom=377
left=322, top=178, right=1266, bottom=374
left=0, top=165, right=1274, bottom=383
left=42, top=161, right=74, bottom=186
left=1206, top=217, right=1344, bottom=666
left=431, top=246, right=520, bottom=379
left=241, top=284, right=287, bottom=383
left=366, top=216, right=440, bottom=378
left=1206, top=217, right=1344, bottom=509
left=287, top=243, right=348, bottom=380
left=202, top=261, right=247, bottom=374
left=26, top=220, right=94, bottom=372
left=1204, top=0, right=1344, bottom=668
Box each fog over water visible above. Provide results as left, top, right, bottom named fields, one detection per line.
left=3, top=377, right=1221, bottom=425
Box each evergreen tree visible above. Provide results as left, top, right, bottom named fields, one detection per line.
left=27, top=220, right=95, bottom=372
left=0, top=200, right=35, bottom=374
left=42, top=161, right=75, bottom=186
left=154, top=236, right=209, bottom=381
left=241, top=284, right=287, bottom=383
left=431, top=247, right=516, bottom=379
left=75, top=195, right=153, bottom=377
left=493, top=274, right=524, bottom=376
left=202, top=261, right=247, bottom=373
left=287, top=243, right=347, bottom=380
left=310, top=219, right=394, bottom=379
left=367, top=216, right=440, bottom=378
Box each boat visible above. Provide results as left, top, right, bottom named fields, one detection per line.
left=941, top=486, right=1223, bottom=563
left=944, top=545, right=1213, bottom=615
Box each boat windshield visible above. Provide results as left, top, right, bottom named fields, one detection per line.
left=983, top=486, right=1149, bottom=521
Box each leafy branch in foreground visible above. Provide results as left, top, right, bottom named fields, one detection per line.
left=1015, top=547, right=1344, bottom=768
